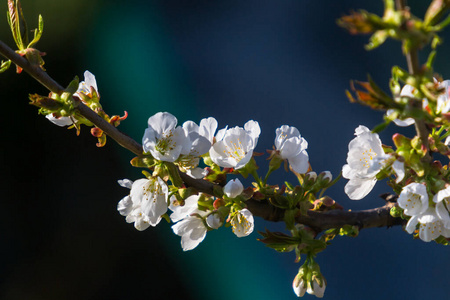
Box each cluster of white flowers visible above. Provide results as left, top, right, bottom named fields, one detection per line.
left=343, top=123, right=450, bottom=242
left=142, top=112, right=263, bottom=175
left=113, top=111, right=313, bottom=251
left=398, top=183, right=450, bottom=242
left=387, top=80, right=450, bottom=127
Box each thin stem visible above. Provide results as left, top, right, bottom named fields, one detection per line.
left=263, top=168, right=274, bottom=185
left=395, top=0, right=432, bottom=163
left=251, top=169, right=263, bottom=188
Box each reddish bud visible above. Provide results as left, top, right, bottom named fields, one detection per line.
left=91, top=127, right=103, bottom=137
left=213, top=198, right=225, bottom=210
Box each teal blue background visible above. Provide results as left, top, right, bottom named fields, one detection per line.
left=1, top=1, right=450, bottom=299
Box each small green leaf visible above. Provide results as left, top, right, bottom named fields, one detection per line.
left=28, top=14, right=44, bottom=48
left=372, top=120, right=390, bottom=133
left=257, top=229, right=301, bottom=253
left=339, top=225, right=359, bottom=237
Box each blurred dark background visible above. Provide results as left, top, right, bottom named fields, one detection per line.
left=1, top=1, right=449, bottom=299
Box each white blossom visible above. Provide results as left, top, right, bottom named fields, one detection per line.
left=199, top=117, right=218, bottom=144
left=169, top=195, right=203, bottom=223
left=75, top=70, right=99, bottom=97
left=230, top=208, right=254, bottom=237
left=185, top=167, right=208, bottom=179
left=223, top=178, right=244, bottom=199
left=398, top=182, right=429, bottom=217
left=275, top=125, right=309, bottom=174
left=117, top=177, right=169, bottom=230
left=436, top=80, right=450, bottom=114
left=142, top=112, right=191, bottom=162
left=392, top=160, right=405, bottom=183
left=178, top=117, right=217, bottom=172
left=45, top=114, right=74, bottom=127
left=209, top=120, right=260, bottom=169
left=433, top=186, right=450, bottom=229
left=172, top=216, right=208, bottom=251
left=386, top=84, right=416, bottom=127
left=46, top=70, right=98, bottom=127
left=170, top=195, right=208, bottom=251
left=387, top=80, right=450, bottom=126
left=182, top=118, right=215, bottom=157
left=117, top=179, right=134, bottom=217
left=406, top=208, right=450, bottom=242
left=342, top=125, right=385, bottom=200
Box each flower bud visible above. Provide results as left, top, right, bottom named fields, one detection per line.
left=292, top=273, right=307, bottom=297
left=206, top=213, right=222, bottom=229
left=411, top=136, right=423, bottom=151
left=303, top=172, right=317, bottom=188
left=314, top=171, right=333, bottom=189
left=292, top=260, right=327, bottom=298
left=223, top=178, right=244, bottom=199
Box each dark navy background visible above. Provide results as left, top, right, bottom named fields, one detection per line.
left=1, top=1, right=449, bottom=299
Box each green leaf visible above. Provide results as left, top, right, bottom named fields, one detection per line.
left=434, top=235, right=449, bottom=246
left=65, top=76, right=80, bottom=95
left=237, top=157, right=258, bottom=179
left=28, top=14, right=44, bottom=48
left=17, top=0, right=28, bottom=46
left=7, top=0, right=24, bottom=49
left=257, top=229, right=301, bottom=253
left=372, top=120, right=390, bottom=133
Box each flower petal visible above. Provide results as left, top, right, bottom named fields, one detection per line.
left=344, top=177, right=377, bottom=200
left=288, top=151, right=309, bottom=174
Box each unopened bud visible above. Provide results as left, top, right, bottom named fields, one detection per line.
left=213, top=198, right=225, bottom=210
left=315, top=171, right=333, bottom=188
left=303, top=172, right=317, bottom=187
left=411, top=136, right=423, bottom=151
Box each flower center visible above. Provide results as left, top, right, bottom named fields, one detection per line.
left=421, top=220, right=441, bottom=236
left=405, top=193, right=421, bottom=209
left=232, top=213, right=251, bottom=234
left=360, top=148, right=377, bottom=168
left=177, top=155, right=200, bottom=171
left=142, top=179, right=165, bottom=203
left=155, top=130, right=176, bottom=155
left=223, top=139, right=246, bottom=161
left=277, top=132, right=287, bottom=145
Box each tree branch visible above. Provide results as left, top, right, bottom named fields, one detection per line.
left=0, top=39, right=403, bottom=233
